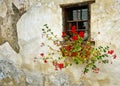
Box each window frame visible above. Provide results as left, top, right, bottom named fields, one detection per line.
left=60, top=1, right=95, bottom=41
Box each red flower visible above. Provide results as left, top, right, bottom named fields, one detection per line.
left=65, top=46, right=71, bottom=51
left=108, top=50, right=114, bottom=54
left=40, top=53, right=44, bottom=57
left=62, top=32, right=66, bottom=37
left=71, top=52, right=77, bottom=57
left=113, top=54, right=117, bottom=59
left=58, top=63, right=64, bottom=69
left=79, top=31, right=84, bottom=38
left=71, top=25, right=77, bottom=33
left=44, top=60, right=47, bottom=63
left=72, top=36, right=78, bottom=40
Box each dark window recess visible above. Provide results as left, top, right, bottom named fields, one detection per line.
left=65, top=6, right=89, bottom=40
left=60, top=0, right=95, bottom=41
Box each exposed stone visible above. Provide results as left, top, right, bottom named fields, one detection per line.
left=0, top=58, right=25, bottom=86
left=44, top=72, right=71, bottom=86
left=24, top=70, right=44, bottom=86
left=0, top=0, right=27, bottom=53
left=0, top=42, right=22, bottom=65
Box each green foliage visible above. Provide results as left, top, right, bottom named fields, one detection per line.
left=39, top=24, right=117, bottom=74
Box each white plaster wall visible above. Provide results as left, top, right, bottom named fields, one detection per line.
left=16, top=0, right=120, bottom=86
left=0, top=0, right=7, bottom=17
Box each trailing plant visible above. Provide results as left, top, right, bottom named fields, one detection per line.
left=35, top=24, right=117, bottom=74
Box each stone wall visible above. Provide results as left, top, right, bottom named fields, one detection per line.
left=0, top=0, right=27, bottom=53
left=0, top=0, right=120, bottom=86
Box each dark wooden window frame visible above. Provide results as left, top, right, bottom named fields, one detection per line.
left=60, top=1, right=95, bottom=42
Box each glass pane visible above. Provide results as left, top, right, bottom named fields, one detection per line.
left=78, top=22, right=85, bottom=31
left=84, top=22, right=89, bottom=40
left=82, top=9, right=88, bottom=20
left=84, top=30, right=88, bottom=40
left=78, top=10, right=81, bottom=20
left=72, top=10, right=77, bottom=20
left=68, top=10, right=73, bottom=20
left=84, top=22, right=88, bottom=30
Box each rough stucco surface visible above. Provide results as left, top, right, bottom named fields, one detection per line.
left=0, top=0, right=20, bottom=53
left=0, top=0, right=120, bottom=86
left=0, top=0, right=26, bottom=53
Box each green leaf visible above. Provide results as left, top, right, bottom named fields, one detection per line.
left=106, top=46, right=109, bottom=49
left=46, top=29, right=51, bottom=32
left=42, top=29, right=44, bottom=31
left=92, top=65, right=96, bottom=69
left=44, top=24, right=47, bottom=26
left=82, top=50, right=86, bottom=55
left=84, top=68, right=89, bottom=73
left=101, top=55, right=105, bottom=57
left=65, top=62, right=69, bottom=67
left=74, top=59, right=79, bottom=64
left=76, top=61, right=79, bottom=64
left=102, top=60, right=109, bottom=64
left=104, top=54, right=108, bottom=57
left=97, top=56, right=102, bottom=60
left=103, top=49, right=106, bottom=52
left=70, top=63, right=72, bottom=66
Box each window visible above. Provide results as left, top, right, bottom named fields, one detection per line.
left=60, top=1, right=95, bottom=41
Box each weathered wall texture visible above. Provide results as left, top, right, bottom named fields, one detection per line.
left=0, top=0, right=19, bottom=53
left=0, top=0, right=27, bottom=53
left=0, top=0, right=120, bottom=86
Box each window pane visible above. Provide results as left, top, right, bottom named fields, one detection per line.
left=78, top=22, right=85, bottom=31
left=84, top=30, right=88, bottom=40
left=78, top=10, right=81, bottom=20
left=68, top=10, right=73, bottom=20
left=82, top=9, right=88, bottom=20
left=84, top=22, right=88, bottom=30
left=84, top=22, right=89, bottom=40
left=72, top=10, right=77, bottom=20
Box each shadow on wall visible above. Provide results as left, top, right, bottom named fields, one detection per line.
left=0, top=2, right=26, bottom=53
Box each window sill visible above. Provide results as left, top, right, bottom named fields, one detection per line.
left=60, top=40, right=95, bottom=46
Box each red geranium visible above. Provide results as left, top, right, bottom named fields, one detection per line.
left=71, top=52, right=77, bottom=57
left=44, top=60, right=47, bottom=63
left=71, top=25, right=77, bottom=34
left=72, top=36, right=78, bottom=40
left=40, top=53, right=44, bottom=57
left=79, top=31, right=84, bottom=38
left=113, top=54, right=117, bottom=59
left=62, top=32, right=66, bottom=37
left=65, top=46, right=71, bottom=51
left=108, top=50, right=114, bottom=54
left=58, top=63, right=64, bottom=69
